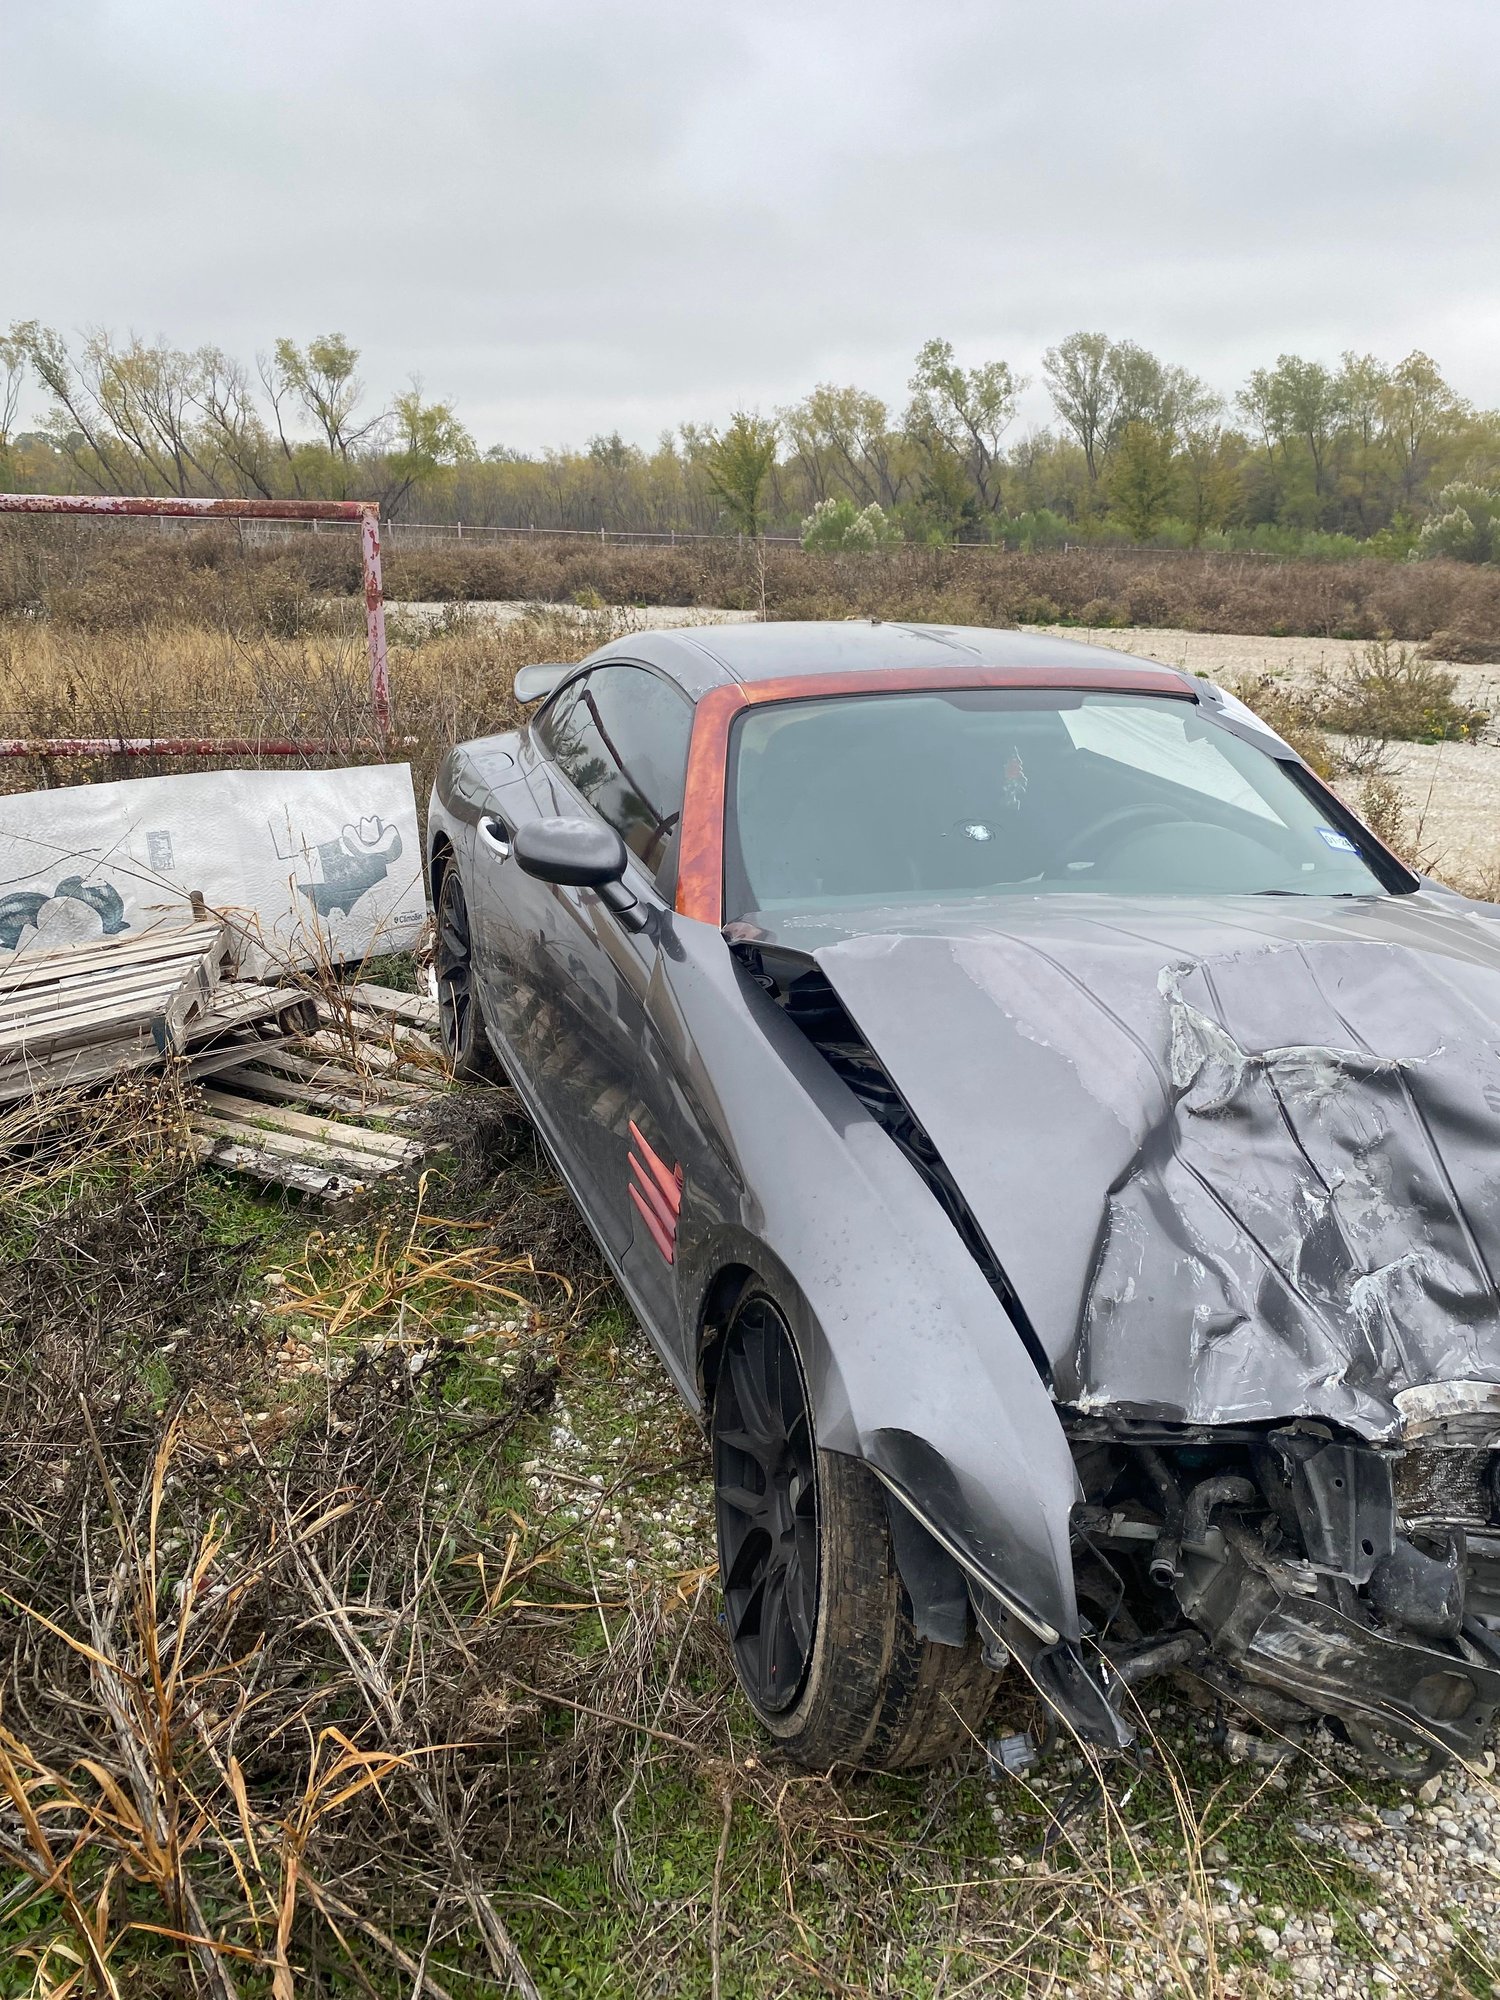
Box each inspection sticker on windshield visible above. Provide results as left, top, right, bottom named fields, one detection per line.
left=1316, top=826, right=1359, bottom=853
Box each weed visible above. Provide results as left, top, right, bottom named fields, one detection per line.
left=1322, top=637, right=1492, bottom=744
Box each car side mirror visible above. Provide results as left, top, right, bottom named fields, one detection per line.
left=514, top=816, right=626, bottom=887
left=514, top=662, right=570, bottom=704
left=512, top=817, right=649, bottom=931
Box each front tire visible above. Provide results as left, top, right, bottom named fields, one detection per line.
left=712, top=1290, right=998, bottom=1770
left=435, top=867, right=501, bottom=1083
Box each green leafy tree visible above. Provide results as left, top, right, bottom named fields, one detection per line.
left=1108, top=421, right=1176, bottom=540
left=704, top=412, right=779, bottom=536
left=269, top=333, right=379, bottom=494
left=1177, top=421, right=1244, bottom=543
left=384, top=386, right=476, bottom=515
left=1381, top=351, right=1468, bottom=510
left=1042, top=332, right=1114, bottom=484
left=1238, top=354, right=1343, bottom=522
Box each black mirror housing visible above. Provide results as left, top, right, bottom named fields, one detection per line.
left=513, top=817, right=629, bottom=889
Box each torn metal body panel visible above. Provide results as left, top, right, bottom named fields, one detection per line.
left=428, top=620, right=1500, bottom=1768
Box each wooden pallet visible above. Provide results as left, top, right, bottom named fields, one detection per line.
left=186, top=1043, right=440, bottom=1197
left=0, top=921, right=297, bottom=1103
left=0, top=933, right=444, bottom=1193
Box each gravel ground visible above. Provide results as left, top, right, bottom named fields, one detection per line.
left=1011, top=1734, right=1500, bottom=1997
left=385, top=599, right=758, bottom=633
left=1038, top=625, right=1500, bottom=891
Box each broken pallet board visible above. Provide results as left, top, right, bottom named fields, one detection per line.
left=238, top=1045, right=436, bottom=1103
left=196, top=1089, right=422, bottom=1163
left=187, top=1026, right=441, bottom=1194
left=313, top=998, right=441, bottom=1053
left=344, top=982, right=440, bottom=1032
left=203, top=1058, right=431, bottom=1123
left=187, top=1131, right=367, bottom=1199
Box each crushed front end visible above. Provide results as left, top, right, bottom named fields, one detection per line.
left=1066, top=1382, right=1500, bottom=1768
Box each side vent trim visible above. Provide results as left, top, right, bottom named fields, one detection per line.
left=628, top=1119, right=683, bottom=1264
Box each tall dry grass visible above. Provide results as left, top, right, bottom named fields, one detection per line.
left=0, top=603, right=602, bottom=813
left=6, top=515, right=1500, bottom=642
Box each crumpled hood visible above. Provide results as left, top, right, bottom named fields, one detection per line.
left=803, top=892, right=1500, bottom=1437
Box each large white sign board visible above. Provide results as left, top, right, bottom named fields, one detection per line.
left=0, top=764, right=428, bottom=970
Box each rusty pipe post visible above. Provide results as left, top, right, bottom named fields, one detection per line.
left=0, top=494, right=371, bottom=521
left=359, top=504, right=392, bottom=744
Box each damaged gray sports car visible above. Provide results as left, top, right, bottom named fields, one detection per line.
left=428, top=619, right=1500, bottom=1776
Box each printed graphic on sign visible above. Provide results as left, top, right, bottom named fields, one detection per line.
left=269, top=813, right=406, bottom=917
left=0, top=878, right=129, bottom=953
left=0, top=765, right=425, bottom=970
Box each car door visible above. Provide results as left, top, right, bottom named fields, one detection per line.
left=472, top=661, right=696, bottom=1271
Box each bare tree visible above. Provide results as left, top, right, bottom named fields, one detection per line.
left=192, top=347, right=277, bottom=497
left=1042, top=331, right=1114, bottom=483
left=780, top=383, right=908, bottom=510
left=906, top=338, right=1025, bottom=514
left=0, top=320, right=34, bottom=475
left=25, top=325, right=132, bottom=491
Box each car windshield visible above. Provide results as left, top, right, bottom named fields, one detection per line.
left=725, top=688, right=1391, bottom=916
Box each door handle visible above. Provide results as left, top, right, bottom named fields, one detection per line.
left=478, top=815, right=512, bottom=858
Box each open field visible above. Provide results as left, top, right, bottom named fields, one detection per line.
left=7, top=520, right=1500, bottom=644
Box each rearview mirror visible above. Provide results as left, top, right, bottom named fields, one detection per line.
left=514, top=662, right=570, bottom=704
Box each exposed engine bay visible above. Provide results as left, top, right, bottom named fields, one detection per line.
left=733, top=931, right=1500, bottom=1770
left=1071, top=1399, right=1500, bottom=1772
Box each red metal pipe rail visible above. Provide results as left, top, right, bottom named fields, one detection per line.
left=0, top=493, right=392, bottom=749
left=0, top=736, right=412, bottom=759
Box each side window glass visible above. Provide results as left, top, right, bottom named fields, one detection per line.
left=541, top=664, right=693, bottom=879
left=533, top=675, right=585, bottom=762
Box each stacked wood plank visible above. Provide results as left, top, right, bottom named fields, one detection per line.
left=0, top=922, right=314, bottom=1104
left=185, top=1041, right=439, bottom=1197
left=0, top=929, right=443, bottom=1197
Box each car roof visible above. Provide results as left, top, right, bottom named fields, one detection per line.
left=583, top=619, right=1193, bottom=699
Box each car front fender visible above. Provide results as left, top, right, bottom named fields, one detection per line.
left=647, top=915, right=1083, bottom=1647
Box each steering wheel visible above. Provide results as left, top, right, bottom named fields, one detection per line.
left=1052, top=803, right=1187, bottom=872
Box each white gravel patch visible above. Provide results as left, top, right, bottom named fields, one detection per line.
left=386, top=600, right=758, bottom=634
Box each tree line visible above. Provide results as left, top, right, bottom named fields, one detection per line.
left=3, top=321, right=1499, bottom=559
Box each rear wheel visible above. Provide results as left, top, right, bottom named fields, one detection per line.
left=435, top=867, right=501, bottom=1082
left=712, top=1289, right=998, bottom=1770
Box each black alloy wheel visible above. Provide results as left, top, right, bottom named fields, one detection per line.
left=713, top=1295, right=820, bottom=1715
left=435, top=868, right=498, bottom=1081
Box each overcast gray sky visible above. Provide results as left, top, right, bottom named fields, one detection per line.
left=4, top=0, right=1499, bottom=451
